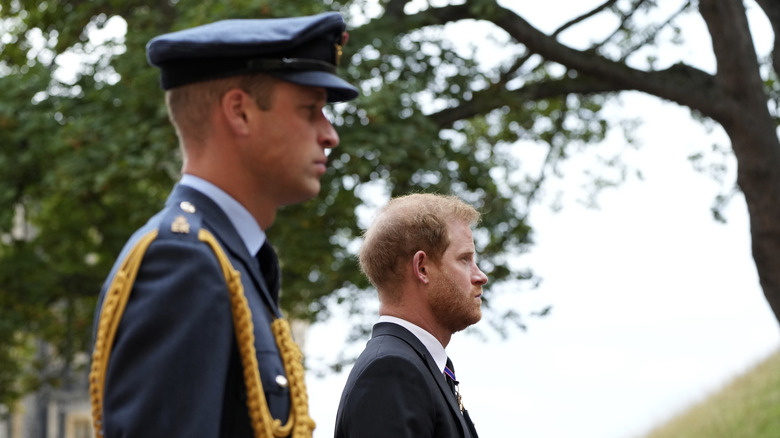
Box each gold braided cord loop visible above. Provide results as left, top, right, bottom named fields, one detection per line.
left=198, top=229, right=287, bottom=437
left=89, top=230, right=159, bottom=437
left=272, top=319, right=316, bottom=438
left=88, top=226, right=314, bottom=438
left=198, top=229, right=315, bottom=438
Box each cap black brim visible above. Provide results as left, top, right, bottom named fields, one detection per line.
left=271, top=70, right=359, bottom=102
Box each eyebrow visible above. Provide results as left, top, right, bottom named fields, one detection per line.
left=302, top=87, right=328, bottom=103
left=457, top=249, right=475, bottom=258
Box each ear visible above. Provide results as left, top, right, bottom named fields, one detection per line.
left=412, top=250, right=430, bottom=284
left=221, top=88, right=252, bottom=137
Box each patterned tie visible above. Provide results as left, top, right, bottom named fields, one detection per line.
left=445, top=357, right=479, bottom=438
left=256, top=240, right=280, bottom=303
left=444, top=358, right=462, bottom=411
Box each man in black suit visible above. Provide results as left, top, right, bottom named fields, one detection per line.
left=89, top=12, right=358, bottom=438
left=335, top=193, right=487, bottom=438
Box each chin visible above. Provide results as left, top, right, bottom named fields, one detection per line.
left=282, top=187, right=321, bottom=206
left=453, top=315, right=482, bottom=333
left=305, top=182, right=322, bottom=199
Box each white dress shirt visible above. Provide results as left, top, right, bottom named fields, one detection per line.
left=378, top=315, right=448, bottom=374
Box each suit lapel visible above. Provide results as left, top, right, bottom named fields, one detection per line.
left=372, top=323, right=473, bottom=438
left=166, top=184, right=281, bottom=317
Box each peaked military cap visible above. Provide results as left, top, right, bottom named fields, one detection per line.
left=146, top=12, right=359, bottom=102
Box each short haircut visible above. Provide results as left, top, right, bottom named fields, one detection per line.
left=358, top=193, right=480, bottom=300
left=165, top=73, right=280, bottom=142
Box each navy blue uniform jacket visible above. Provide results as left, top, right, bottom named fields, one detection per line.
left=92, top=184, right=289, bottom=437
left=334, top=322, right=476, bottom=438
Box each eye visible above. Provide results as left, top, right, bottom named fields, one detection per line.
left=306, top=104, right=326, bottom=121
left=299, top=103, right=317, bottom=118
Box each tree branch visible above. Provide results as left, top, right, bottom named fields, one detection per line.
left=428, top=75, right=624, bottom=128
left=699, top=0, right=765, bottom=102
left=755, top=0, right=780, bottom=78
left=398, top=3, right=725, bottom=119
left=616, top=0, right=693, bottom=63
left=698, top=0, right=780, bottom=166
left=551, top=0, right=618, bottom=39
left=588, top=0, right=642, bottom=52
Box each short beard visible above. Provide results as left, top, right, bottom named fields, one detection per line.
left=428, top=271, right=482, bottom=334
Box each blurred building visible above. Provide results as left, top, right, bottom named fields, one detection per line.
left=0, top=347, right=93, bottom=438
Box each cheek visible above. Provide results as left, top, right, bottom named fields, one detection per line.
left=458, top=266, right=474, bottom=285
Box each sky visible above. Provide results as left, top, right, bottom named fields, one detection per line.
left=305, top=94, right=780, bottom=438
left=304, top=2, right=780, bottom=438
left=49, top=2, right=779, bottom=437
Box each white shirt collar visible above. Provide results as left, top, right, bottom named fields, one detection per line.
left=378, top=315, right=448, bottom=373
left=179, top=174, right=265, bottom=256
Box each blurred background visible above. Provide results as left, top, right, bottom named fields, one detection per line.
left=1, top=0, right=779, bottom=437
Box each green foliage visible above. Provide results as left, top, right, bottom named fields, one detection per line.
left=0, top=0, right=617, bottom=407
left=643, top=348, right=780, bottom=438
left=0, top=0, right=180, bottom=408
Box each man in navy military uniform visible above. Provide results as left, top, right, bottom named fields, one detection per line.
left=90, top=12, right=358, bottom=437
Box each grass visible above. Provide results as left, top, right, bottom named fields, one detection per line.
left=641, top=347, right=780, bottom=438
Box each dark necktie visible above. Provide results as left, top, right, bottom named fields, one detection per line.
left=445, top=357, right=480, bottom=438
left=256, top=240, right=280, bottom=303
left=444, top=358, right=461, bottom=409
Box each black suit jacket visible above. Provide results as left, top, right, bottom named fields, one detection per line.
left=335, top=322, right=476, bottom=438
left=92, top=184, right=289, bottom=437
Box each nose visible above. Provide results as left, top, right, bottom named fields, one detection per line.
left=473, top=265, right=488, bottom=286
left=318, top=114, right=339, bottom=150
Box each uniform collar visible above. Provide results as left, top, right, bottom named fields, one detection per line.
left=179, top=174, right=265, bottom=256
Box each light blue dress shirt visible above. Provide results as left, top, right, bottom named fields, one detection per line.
left=179, top=174, right=265, bottom=257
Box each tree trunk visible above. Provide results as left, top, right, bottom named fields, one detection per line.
left=397, top=0, right=780, bottom=324
left=698, top=0, right=780, bottom=323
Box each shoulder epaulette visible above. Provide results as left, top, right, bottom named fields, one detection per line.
left=157, top=200, right=203, bottom=242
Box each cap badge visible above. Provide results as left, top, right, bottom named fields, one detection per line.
left=335, top=31, right=348, bottom=66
